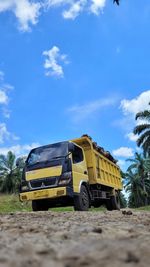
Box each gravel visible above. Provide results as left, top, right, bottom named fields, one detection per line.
left=0, top=210, right=150, bottom=267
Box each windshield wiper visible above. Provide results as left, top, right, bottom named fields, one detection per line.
left=51, top=153, right=71, bottom=160
left=26, top=161, right=41, bottom=166
left=51, top=156, right=65, bottom=160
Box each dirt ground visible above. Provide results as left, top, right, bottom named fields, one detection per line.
left=0, top=210, right=150, bottom=267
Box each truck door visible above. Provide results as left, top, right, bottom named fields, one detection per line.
left=71, top=145, right=88, bottom=193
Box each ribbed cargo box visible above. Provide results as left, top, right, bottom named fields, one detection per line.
left=72, top=136, right=122, bottom=190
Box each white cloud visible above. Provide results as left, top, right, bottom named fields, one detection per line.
left=0, top=90, right=8, bottom=105
left=119, top=90, right=150, bottom=142
left=90, top=0, right=106, bottom=15
left=0, top=123, right=10, bottom=143
left=0, top=143, right=40, bottom=156
left=45, top=0, right=106, bottom=19
left=126, top=132, right=138, bottom=142
left=120, top=90, right=150, bottom=117
left=0, top=0, right=108, bottom=31
left=68, top=96, right=118, bottom=122
left=0, top=0, right=41, bottom=31
left=0, top=123, right=19, bottom=144
left=112, top=147, right=134, bottom=158
left=0, top=71, right=14, bottom=118
left=43, top=45, right=69, bottom=78
left=45, top=0, right=72, bottom=8
left=117, top=159, right=126, bottom=168
left=2, top=108, right=11, bottom=119
left=63, top=0, right=86, bottom=19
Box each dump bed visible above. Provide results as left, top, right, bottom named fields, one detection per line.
left=72, top=136, right=122, bottom=190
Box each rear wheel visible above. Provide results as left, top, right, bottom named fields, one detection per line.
left=32, top=200, right=49, bottom=211
left=74, top=185, right=90, bottom=211
left=105, top=191, right=120, bottom=211
left=105, top=199, right=113, bottom=211
left=93, top=201, right=101, bottom=208
left=111, top=192, right=120, bottom=210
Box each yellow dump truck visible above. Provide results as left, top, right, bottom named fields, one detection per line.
left=19, top=135, right=122, bottom=211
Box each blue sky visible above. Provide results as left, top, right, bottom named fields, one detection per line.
left=0, top=0, right=150, bottom=170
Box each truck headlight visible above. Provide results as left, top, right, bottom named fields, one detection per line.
left=58, top=172, right=72, bottom=185
left=20, top=181, right=29, bottom=192
left=21, top=185, right=29, bottom=191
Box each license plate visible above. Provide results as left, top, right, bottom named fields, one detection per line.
left=34, top=190, right=48, bottom=198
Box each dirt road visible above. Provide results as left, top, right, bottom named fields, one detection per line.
left=0, top=210, right=150, bottom=267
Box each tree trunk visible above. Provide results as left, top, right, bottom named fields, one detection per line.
left=141, top=176, right=148, bottom=206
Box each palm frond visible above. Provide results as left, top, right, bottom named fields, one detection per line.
left=136, top=131, right=150, bottom=147
left=135, top=110, right=150, bottom=121
left=7, top=151, right=16, bottom=170
left=127, top=164, right=138, bottom=172
left=133, top=124, right=150, bottom=135
left=142, top=136, right=150, bottom=156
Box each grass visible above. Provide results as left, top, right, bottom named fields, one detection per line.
left=133, top=206, right=150, bottom=211
left=0, top=194, right=31, bottom=213
left=0, top=194, right=150, bottom=213
left=0, top=194, right=106, bottom=213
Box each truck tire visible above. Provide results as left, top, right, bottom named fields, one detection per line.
left=74, top=185, right=90, bottom=211
left=93, top=201, right=101, bottom=208
left=105, top=192, right=120, bottom=211
left=111, top=192, right=120, bottom=210
left=32, top=200, right=49, bottom=211
left=105, top=199, right=113, bottom=211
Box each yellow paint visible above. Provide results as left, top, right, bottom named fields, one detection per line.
left=72, top=136, right=122, bottom=190
left=23, top=136, right=122, bottom=204
left=20, top=187, right=66, bottom=201
left=68, top=145, right=88, bottom=193
left=26, top=166, right=62, bottom=181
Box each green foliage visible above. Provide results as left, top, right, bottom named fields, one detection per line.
left=0, top=194, right=107, bottom=213
left=128, top=101, right=150, bottom=207
left=133, top=103, right=150, bottom=156
left=125, top=153, right=150, bottom=208
left=0, top=194, right=31, bottom=213
left=134, top=205, right=150, bottom=211
left=0, top=151, right=25, bottom=194
left=119, top=191, right=127, bottom=208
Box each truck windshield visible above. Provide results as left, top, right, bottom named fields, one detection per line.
left=26, top=142, right=68, bottom=166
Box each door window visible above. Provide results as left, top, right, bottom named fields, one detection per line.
left=72, top=146, right=83, bottom=164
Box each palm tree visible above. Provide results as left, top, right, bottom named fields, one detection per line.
left=0, top=151, right=22, bottom=193
left=127, top=152, right=150, bottom=205
left=125, top=169, right=143, bottom=208
left=133, top=103, right=150, bottom=156
left=144, top=157, right=150, bottom=177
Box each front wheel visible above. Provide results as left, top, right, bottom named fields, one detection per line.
left=32, top=200, right=49, bottom=211
left=74, top=185, right=90, bottom=211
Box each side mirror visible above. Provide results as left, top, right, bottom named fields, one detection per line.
left=16, top=158, right=20, bottom=167
left=68, top=142, right=75, bottom=153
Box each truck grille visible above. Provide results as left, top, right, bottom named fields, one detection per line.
left=29, top=177, right=57, bottom=189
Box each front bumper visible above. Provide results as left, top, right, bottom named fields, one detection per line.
left=20, top=187, right=68, bottom=201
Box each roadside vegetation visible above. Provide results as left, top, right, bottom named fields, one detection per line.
left=0, top=194, right=106, bottom=213
left=123, top=103, right=150, bottom=208
left=0, top=103, right=150, bottom=211
left=0, top=194, right=31, bottom=213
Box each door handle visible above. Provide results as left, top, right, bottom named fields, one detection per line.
left=84, top=171, right=87, bottom=175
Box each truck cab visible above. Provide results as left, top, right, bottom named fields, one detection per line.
left=19, top=141, right=89, bottom=211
